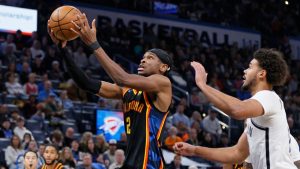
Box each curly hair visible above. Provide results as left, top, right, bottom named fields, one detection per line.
left=253, top=48, right=289, bottom=86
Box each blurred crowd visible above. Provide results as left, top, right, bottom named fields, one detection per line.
left=0, top=0, right=299, bottom=168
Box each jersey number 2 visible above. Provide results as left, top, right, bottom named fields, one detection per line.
left=126, top=117, right=131, bottom=134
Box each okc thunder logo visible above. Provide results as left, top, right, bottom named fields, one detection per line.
left=99, top=117, right=124, bottom=135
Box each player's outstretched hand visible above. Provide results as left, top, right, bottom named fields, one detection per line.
left=191, top=61, right=208, bottom=88
left=70, top=13, right=97, bottom=46
left=173, top=142, right=196, bottom=156
left=47, top=20, right=67, bottom=48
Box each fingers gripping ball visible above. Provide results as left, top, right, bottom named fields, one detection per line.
left=48, top=6, right=82, bottom=41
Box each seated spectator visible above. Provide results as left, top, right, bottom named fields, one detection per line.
left=63, top=127, right=75, bottom=147
left=37, top=80, right=57, bottom=102
left=166, top=154, right=187, bottom=169
left=186, top=128, right=200, bottom=146
left=189, top=110, right=202, bottom=128
left=48, top=60, right=64, bottom=81
left=0, top=118, right=13, bottom=138
left=73, top=46, right=88, bottom=69
left=22, top=132, right=33, bottom=150
left=71, top=140, right=80, bottom=161
left=94, top=135, right=109, bottom=154
left=37, top=143, right=46, bottom=167
left=79, top=132, right=93, bottom=152
left=31, top=57, right=46, bottom=76
left=19, top=62, right=32, bottom=84
left=59, top=147, right=76, bottom=169
left=23, top=73, right=38, bottom=96
left=0, top=104, right=9, bottom=124
left=84, top=138, right=100, bottom=162
left=46, top=130, right=64, bottom=149
left=22, top=94, right=38, bottom=119
left=172, top=104, right=190, bottom=127
left=108, top=149, right=125, bottom=169
left=5, top=72, right=25, bottom=96
left=217, top=133, right=230, bottom=148
left=76, top=153, right=98, bottom=169
left=13, top=116, right=33, bottom=141
left=103, top=139, right=118, bottom=165
left=164, top=126, right=183, bottom=150
left=201, top=108, right=222, bottom=140
left=57, top=90, right=74, bottom=110
left=30, top=40, right=45, bottom=60
left=5, top=135, right=24, bottom=169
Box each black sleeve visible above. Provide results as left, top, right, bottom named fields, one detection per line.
left=58, top=46, right=101, bottom=94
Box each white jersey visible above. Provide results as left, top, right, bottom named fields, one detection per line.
left=291, top=135, right=300, bottom=162
left=245, top=90, right=297, bottom=169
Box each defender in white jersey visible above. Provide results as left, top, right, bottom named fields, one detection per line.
left=173, top=48, right=297, bottom=169
left=243, top=135, right=300, bottom=169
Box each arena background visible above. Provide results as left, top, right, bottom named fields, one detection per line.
left=0, top=0, right=299, bottom=168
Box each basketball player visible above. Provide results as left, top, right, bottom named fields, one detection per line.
left=47, top=13, right=173, bottom=169
left=174, top=49, right=297, bottom=169
left=242, top=134, right=300, bottom=169
left=24, top=151, right=38, bottom=169
left=40, top=145, right=63, bottom=169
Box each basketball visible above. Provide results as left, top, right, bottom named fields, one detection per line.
left=48, top=5, right=82, bottom=41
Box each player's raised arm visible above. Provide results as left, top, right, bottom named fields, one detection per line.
left=70, top=13, right=172, bottom=93
left=48, top=24, right=123, bottom=99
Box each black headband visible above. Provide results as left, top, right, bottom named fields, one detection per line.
left=147, top=48, right=173, bottom=71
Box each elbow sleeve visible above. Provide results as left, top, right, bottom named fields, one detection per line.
left=58, top=47, right=101, bottom=94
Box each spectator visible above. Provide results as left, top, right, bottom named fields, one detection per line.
left=172, top=104, right=190, bottom=127
left=0, top=104, right=9, bottom=124
left=5, top=72, right=25, bottom=96
left=37, top=80, right=57, bottom=102
left=79, top=132, right=93, bottom=152
left=73, top=46, right=88, bottom=69
left=22, top=94, right=38, bottom=119
left=63, top=127, right=75, bottom=147
left=48, top=60, right=64, bottom=81
left=76, top=153, right=97, bottom=169
left=186, top=128, right=200, bottom=146
left=0, top=118, right=13, bottom=138
left=94, top=135, right=108, bottom=154
left=166, top=154, right=187, bottom=169
left=23, top=73, right=38, bottom=96
left=108, top=149, right=125, bottom=169
left=57, top=90, right=74, bottom=110
left=201, top=109, right=222, bottom=140
left=217, top=133, right=230, bottom=148
left=13, top=116, right=33, bottom=141
left=31, top=57, right=46, bottom=76
left=19, top=62, right=31, bottom=84
left=189, top=110, right=202, bottom=128
left=30, top=40, right=45, bottom=60
left=85, top=138, right=100, bottom=162
left=164, top=126, right=183, bottom=150
left=5, top=135, right=24, bottom=169
left=59, top=147, right=76, bottom=169
left=22, top=132, right=33, bottom=150
left=103, top=139, right=117, bottom=164
left=37, top=143, right=46, bottom=167
left=71, top=140, right=80, bottom=161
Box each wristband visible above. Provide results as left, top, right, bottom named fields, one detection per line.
left=89, top=41, right=101, bottom=51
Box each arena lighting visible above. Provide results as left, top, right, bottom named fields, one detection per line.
left=202, top=113, right=206, bottom=117
left=285, top=0, right=289, bottom=5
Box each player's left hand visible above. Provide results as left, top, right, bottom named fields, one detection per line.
left=191, top=61, right=208, bottom=88
left=70, top=13, right=97, bottom=46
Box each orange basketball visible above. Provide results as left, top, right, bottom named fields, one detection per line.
left=48, top=6, right=82, bottom=41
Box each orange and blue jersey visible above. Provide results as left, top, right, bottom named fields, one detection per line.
left=40, top=162, right=63, bottom=169
left=121, top=88, right=169, bottom=169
